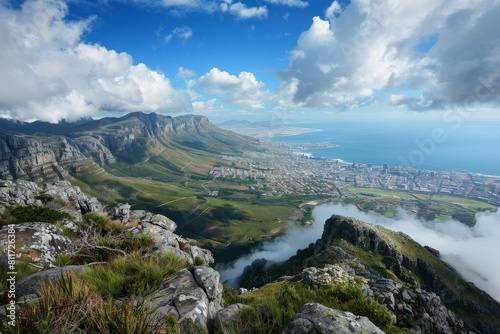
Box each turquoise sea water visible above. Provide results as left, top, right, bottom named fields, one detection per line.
left=268, top=120, right=500, bottom=176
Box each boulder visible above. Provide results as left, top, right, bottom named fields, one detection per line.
left=214, top=303, right=249, bottom=332
left=283, top=303, right=385, bottom=334
left=0, top=222, right=71, bottom=269
left=42, top=181, right=101, bottom=219
left=129, top=210, right=213, bottom=265
left=10, top=265, right=88, bottom=296
left=109, top=203, right=131, bottom=223
left=300, top=265, right=355, bottom=287
left=144, top=266, right=223, bottom=332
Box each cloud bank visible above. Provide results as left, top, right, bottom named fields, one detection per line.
left=218, top=206, right=331, bottom=285
left=277, top=0, right=500, bottom=111
left=0, top=0, right=192, bottom=122
left=220, top=202, right=500, bottom=303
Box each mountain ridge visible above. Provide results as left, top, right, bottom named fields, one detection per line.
left=237, top=214, right=500, bottom=333
left=0, top=112, right=258, bottom=181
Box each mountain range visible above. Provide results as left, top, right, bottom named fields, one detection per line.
left=0, top=112, right=259, bottom=181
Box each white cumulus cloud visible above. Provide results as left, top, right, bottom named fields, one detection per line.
left=278, top=0, right=500, bottom=112
left=197, top=68, right=268, bottom=109
left=265, top=0, right=308, bottom=8
left=0, top=0, right=192, bottom=123
left=220, top=0, right=267, bottom=20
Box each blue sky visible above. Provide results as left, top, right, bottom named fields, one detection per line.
left=1, top=0, right=500, bottom=123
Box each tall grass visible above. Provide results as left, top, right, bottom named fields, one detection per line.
left=81, top=251, right=188, bottom=299
left=0, top=273, right=171, bottom=334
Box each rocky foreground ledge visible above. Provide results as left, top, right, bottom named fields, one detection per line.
left=0, top=180, right=386, bottom=333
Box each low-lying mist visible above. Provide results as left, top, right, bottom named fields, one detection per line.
left=217, top=207, right=331, bottom=286
left=218, top=203, right=500, bottom=303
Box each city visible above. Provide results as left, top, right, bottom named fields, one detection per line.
left=208, top=141, right=500, bottom=208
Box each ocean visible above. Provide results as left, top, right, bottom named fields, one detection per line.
left=268, top=119, right=500, bottom=176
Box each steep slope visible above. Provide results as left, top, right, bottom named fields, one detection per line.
left=238, top=215, right=500, bottom=333
left=0, top=112, right=259, bottom=180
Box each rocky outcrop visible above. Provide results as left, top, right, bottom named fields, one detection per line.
left=0, top=180, right=101, bottom=219
left=143, top=266, right=223, bottom=331
left=363, top=278, right=466, bottom=334
left=0, top=222, right=72, bottom=269
left=283, top=303, right=385, bottom=334
left=109, top=203, right=214, bottom=265
left=309, top=215, right=500, bottom=334
left=0, top=180, right=222, bottom=332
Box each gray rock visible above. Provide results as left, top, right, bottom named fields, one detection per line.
left=191, top=266, right=223, bottom=319
left=10, top=265, right=87, bottom=296
left=109, top=203, right=131, bottom=223
left=283, top=303, right=386, bottom=334
left=43, top=181, right=102, bottom=219
left=144, top=266, right=223, bottom=332
left=215, top=303, right=249, bottom=332
left=300, top=265, right=355, bottom=287
left=0, top=222, right=72, bottom=268
left=134, top=211, right=214, bottom=265
left=0, top=180, right=101, bottom=221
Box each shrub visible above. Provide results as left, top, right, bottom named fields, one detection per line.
left=83, top=212, right=124, bottom=233
left=9, top=205, right=72, bottom=224
left=218, top=280, right=396, bottom=334
left=194, top=256, right=206, bottom=266
left=34, top=193, right=54, bottom=204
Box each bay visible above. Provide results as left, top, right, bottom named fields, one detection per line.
left=268, top=119, right=500, bottom=176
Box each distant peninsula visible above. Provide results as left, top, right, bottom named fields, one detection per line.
left=218, top=119, right=322, bottom=138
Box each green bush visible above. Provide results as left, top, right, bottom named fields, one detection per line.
left=217, top=281, right=396, bottom=334
left=194, top=256, right=206, bottom=266
left=9, top=205, right=72, bottom=224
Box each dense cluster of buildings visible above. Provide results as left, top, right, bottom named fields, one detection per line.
left=208, top=142, right=500, bottom=207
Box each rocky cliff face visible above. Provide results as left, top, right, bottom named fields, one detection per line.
left=307, top=215, right=500, bottom=334
left=236, top=214, right=500, bottom=333
left=0, top=112, right=245, bottom=181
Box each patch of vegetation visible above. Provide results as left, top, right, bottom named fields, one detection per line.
left=430, top=195, right=495, bottom=209
left=80, top=251, right=188, bottom=298
left=0, top=273, right=172, bottom=334
left=53, top=254, right=72, bottom=267
left=8, top=205, right=72, bottom=224
left=0, top=260, right=41, bottom=294
left=218, top=281, right=398, bottom=334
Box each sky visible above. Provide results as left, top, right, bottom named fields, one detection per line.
left=1, top=0, right=500, bottom=123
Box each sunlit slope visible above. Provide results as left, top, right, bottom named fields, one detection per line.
left=65, top=112, right=298, bottom=251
